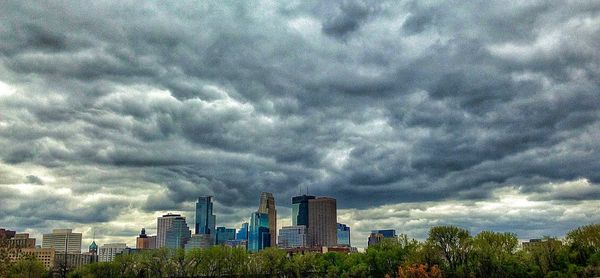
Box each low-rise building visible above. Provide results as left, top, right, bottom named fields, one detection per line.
left=98, top=243, right=127, bottom=262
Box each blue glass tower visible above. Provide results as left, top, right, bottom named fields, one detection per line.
left=337, top=223, right=351, bottom=246
left=248, top=212, right=270, bottom=252
left=236, top=223, right=249, bottom=241
left=195, top=196, right=216, bottom=235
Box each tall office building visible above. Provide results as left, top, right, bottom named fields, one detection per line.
left=248, top=212, right=270, bottom=252
left=307, top=197, right=337, bottom=247
left=258, top=192, right=277, bottom=247
left=156, top=213, right=191, bottom=249
left=291, top=195, right=315, bottom=226
left=216, top=227, right=236, bottom=245
left=337, top=223, right=351, bottom=247
left=42, top=229, right=82, bottom=253
left=278, top=226, right=307, bottom=248
left=236, top=222, right=249, bottom=241
left=98, top=243, right=127, bottom=262
left=195, top=196, right=216, bottom=236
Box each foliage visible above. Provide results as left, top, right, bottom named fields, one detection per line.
left=61, top=223, right=600, bottom=278
left=8, top=254, right=47, bottom=278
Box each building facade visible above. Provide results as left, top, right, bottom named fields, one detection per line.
left=236, top=222, right=249, bottom=241
left=136, top=228, right=150, bottom=249
left=367, top=229, right=397, bottom=246
left=165, top=216, right=192, bottom=249
left=9, top=248, right=55, bottom=270
left=195, top=196, right=216, bottom=235
left=54, top=252, right=98, bottom=272
left=336, top=223, right=351, bottom=247
left=98, top=243, right=127, bottom=262
left=8, top=233, right=36, bottom=248
left=258, top=192, right=277, bottom=247
left=248, top=212, right=270, bottom=252
left=307, top=197, right=337, bottom=247
left=278, top=225, right=307, bottom=248
left=291, top=195, right=315, bottom=226
left=157, top=213, right=191, bottom=249
left=185, top=234, right=215, bottom=250
left=216, top=227, right=236, bottom=245
left=42, top=229, right=82, bottom=254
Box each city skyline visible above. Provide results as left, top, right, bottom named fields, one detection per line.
left=2, top=1, right=600, bottom=252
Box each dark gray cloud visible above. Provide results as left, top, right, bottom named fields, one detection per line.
left=1, top=0, right=599, bottom=247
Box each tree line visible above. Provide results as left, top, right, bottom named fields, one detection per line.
left=3, top=223, right=600, bottom=277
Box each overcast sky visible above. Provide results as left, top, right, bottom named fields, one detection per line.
left=1, top=1, right=600, bottom=249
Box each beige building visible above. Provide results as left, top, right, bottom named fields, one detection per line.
left=258, top=192, right=277, bottom=247
left=54, top=252, right=98, bottom=272
left=308, top=197, right=337, bottom=247
left=9, top=248, right=56, bottom=270
left=98, top=243, right=127, bottom=262
left=42, top=229, right=82, bottom=254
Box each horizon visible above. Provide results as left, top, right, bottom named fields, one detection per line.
left=1, top=1, right=600, bottom=251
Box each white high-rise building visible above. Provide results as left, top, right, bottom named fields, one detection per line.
left=98, top=243, right=127, bottom=262
left=42, top=229, right=82, bottom=254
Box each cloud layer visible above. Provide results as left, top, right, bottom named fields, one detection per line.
left=1, top=0, right=600, bottom=248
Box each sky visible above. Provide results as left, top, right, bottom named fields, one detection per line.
left=1, top=0, right=600, bottom=250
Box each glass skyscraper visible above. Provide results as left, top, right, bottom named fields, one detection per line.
left=291, top=195, right=315, bottom=226
left=236, top=222, right=249, bottom=241
left=278, top=225, right=307, bottom=248
left=157, top=214, right=191, bottom=249
left=258, top=192, right=277, bottom=247
left=248, top=212, right=270, bottom=252
left=336, top=223, right=351, bottom=247
left=195, top=196, right=216, bottom=235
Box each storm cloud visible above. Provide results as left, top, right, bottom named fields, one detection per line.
left=1, top=0, right=600, bottom=248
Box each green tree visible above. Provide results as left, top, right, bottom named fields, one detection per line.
left=427, top=226, right=471, bottom=276
left=9, top=255, right=47, bottom=278
left=566, top=223, right=600, bottom=266
left=471, top=231, right=525, bottom=277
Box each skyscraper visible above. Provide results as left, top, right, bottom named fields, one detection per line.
left=42, top=229, right=82, bottom=254
left=248, top=212, right=270, bottom=252
left=195, top=196, right=216, bottom=236
left=236, top=222, right=249, bottom=241
left=337, top=223, right=351, bottom=247
left=291, top=195, right=315, bottom=227
left=156, top=213, right=191, bottom=249
left=307, top=197, right=337, bottom=247
left=258, top=192, right=277, bottom=247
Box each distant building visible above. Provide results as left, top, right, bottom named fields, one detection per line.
left=0, top=228, right=16, bottom=239
left=216, top=227, right=236, bottom=245
left=224, top=239, right=247, bottom=249
left=8, top=248, right=55, bottom=270
left=88, top=241, right=97, bottom=255
left=54, top=252, right=98, bottom=272
left=258, top=192, right=277, bottom=247
left=236, top=223, right=249, bottom=241
left=98, top=243, right=127, bottom=262
left=308, top=197, right=337, bottom=247
left=195, top=196, right=216, bottom=235
left=248, top=212, right=270, bottom=252
left=148, top=235, right=157, bottom=249
left=368, top=229, right=397, bottom=246
left=278, top=226, right=307, bottom=248
left=157, top=213, right=191, bottom=249
left=185, top=234, right=214, bottom=250
left=136, top=228, right=151, bottom=249
left=336, top=223, right=351, bottom=247
left=42, top=229, right=82, bottom=254
left=291, top=195, right=315, bottom=226
left=8, top=233, right=36, bottom=248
